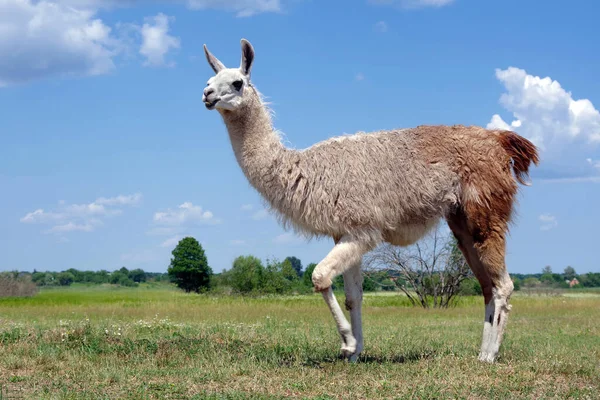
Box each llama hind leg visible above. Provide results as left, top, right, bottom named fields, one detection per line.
left=447, top=213, right=513, bottom=363
left=469, top=235, right=514, bottom=363
left=479, top=261, right=514, bottom=362
left=343, top=262, right=364, bottom=362
left=460, top=236, right=513, bottom=363
left=313, top=235, right=372, bottom=359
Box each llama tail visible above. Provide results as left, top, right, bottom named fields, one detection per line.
left=497, top=131, right=540, bottom=185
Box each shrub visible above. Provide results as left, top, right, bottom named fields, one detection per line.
left=0, top=272, right=39, bottom=298
left=57, top=272, right=75, bottom=286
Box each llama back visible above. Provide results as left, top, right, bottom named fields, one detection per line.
left=268, top=129, right=462, bottom=242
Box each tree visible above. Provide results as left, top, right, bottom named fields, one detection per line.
left=542, top=265, right=553, bottom=275
left=31, top=272, right=47, bottom=285
left=260, top=258, right=291, bottom=294
left=285, top=256, right=303, bottom=277
left=128, top=268, right=147, bottom=283
left=57, top=272, right=74, bottom=286
left=229, top=255, right=263, bottom=293
left=109, top=271, right=135, bottom=286
left=460, top=277, right=482, bottom=296
left=167, top=237, right=212, bottom=293
left=364, top=224, right=472, bottom=308
left=512, top=277, right=522, bottom=291
left=281, top=259, right=299, bottom=281
left=303, top=263, right=317, bottom=288
left=563, top=266, right=576, bottom=281
left=540, top=272, right=554, bottom=285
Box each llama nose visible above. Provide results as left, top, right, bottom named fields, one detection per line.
left=204, top=88, right=214, bottom=97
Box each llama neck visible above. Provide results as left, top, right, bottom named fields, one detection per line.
left=220, top=89, right=289, bottom=195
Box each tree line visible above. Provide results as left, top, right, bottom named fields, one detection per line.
left=511, top=265, right=600, bottom=289
left=3, top=236, right=599, bottom=301
left=166, top=235, right=482, bottom=304
left=2, top=267, right=168, bottom=289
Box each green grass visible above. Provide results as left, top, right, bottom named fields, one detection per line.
left=1, top=286, right=599, bottom=399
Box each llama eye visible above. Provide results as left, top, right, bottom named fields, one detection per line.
left=232, top=80, right=243, bottom=91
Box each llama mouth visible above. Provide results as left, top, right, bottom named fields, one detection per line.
left=205, top=99, right=219, bottom=110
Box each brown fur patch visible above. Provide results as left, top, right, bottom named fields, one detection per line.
left=497, top=130, right=540, bottom=185
left=415, top=125, right=539, bottom=285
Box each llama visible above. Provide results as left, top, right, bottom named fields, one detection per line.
left=201, top=39, right=539, bottom=363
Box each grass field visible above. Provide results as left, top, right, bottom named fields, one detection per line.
left=1, top=285, right=599, bottom=399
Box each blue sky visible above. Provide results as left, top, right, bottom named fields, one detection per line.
left=1, top=0, right=599, bottom=275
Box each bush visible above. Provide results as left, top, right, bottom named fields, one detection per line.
left=0, top=272, right=39, bottom=298
left=260, top=259, right=292, bottom=294
left=57, top=272, right=75, bottom=286
left=303, top=263, right=316, bottom=288
left=523, top=277, right=541, bottom=288
left=228, top=255, right=264, bottom=293
left=459, top=277, right=482, bottom=296
left=128, top=268, right=147, bottom=283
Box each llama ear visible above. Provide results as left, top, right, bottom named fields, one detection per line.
left=203, top=44, right=225, bottom=74
left=240, top=38, right=254, bottom=77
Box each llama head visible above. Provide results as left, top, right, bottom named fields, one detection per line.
left=202, top=39, right=255, bottom=111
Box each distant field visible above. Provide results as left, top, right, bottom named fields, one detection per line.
left=1, top=285, right=599, bottom=399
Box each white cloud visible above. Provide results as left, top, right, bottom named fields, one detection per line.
left=58, top=0, right=284, bottom=16
left=95, top=193, right=142, bottom=206
left=241, top=204, right=273, bottom=221
left=20, top=209, right=58, bottom=224
left=273, top=232, right=303, bottom=245
left=153, top=202, right=219, bottom=226
left=0, top=1, right=287, bottom=86
left=487, top=67, right=600, bottom=181
left=160, top=235, right=182, bottom=248
left=539, top=214, right=558, bottom=231
left=230, top=239, right=246, bottom=246
left=0, top=0, right=121, bottom=86
left=186, top=0, right=282, bottom=17
left=251, top=209, right=270, bottom=221
left=46, top=221, right=99, bottom=234
left=20, top=193, right=140, bottom=235
left=369, top=0, right=454, bottom=9
left=374, top=21, right=388, bottom=32
left=139, top=13, right=180, bottom=67
left=587, top=158, right=600, bottom=170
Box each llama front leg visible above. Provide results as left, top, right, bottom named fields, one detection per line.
left=312, top=236, right=372, bottom=291
left=320, top=287, right=356, bottom=358
left=312, top=236, right=372, bottom=359
left=343, top=263, right=364, bottom=362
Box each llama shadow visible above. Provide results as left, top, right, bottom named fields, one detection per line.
left=357, top=350, right=437, bottom=364
left=300, top=349, right=437, bottom=368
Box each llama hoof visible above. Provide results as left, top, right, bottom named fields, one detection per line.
left=347, top=349, right=363, bottom=363
left=340, top=335, right=357, bottom=360
left=478, top=351, right=497, bottom=363
left=340, top=345, right=356, bottom=360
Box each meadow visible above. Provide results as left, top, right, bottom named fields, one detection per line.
left=0, top=285, right=599, bottom=399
